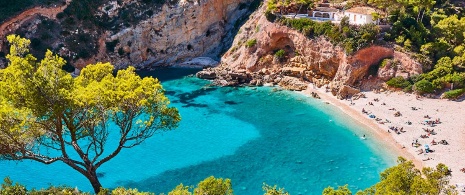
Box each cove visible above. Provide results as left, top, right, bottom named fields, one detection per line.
left=0, top=68, right=396, bottom=194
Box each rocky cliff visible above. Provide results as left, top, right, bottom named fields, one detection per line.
left=106, top=0, right=257, bottom=69
left=197, top=3, right=423, bottom=98
left=0, top=0, right=258, bottom=69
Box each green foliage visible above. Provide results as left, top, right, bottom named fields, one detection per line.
left=0, top=0, right=65, bottom=23
left=262, top=183, right=290, bottom=195
left=168, top=184, right=192, bottom=195
left=379, top=59, right=390, bottom=68
left=434, top=15, right=465, bottom=46
left=403, top=85, right=413, bottom=93
left=2, top=161, right=460, bottom=195
left=365, top=0, right=465, bottom=94
left=111, top=187, right=153, bottom=195
left=404, top=39, right=413, bottom=50
left=386, top=76, right=412, bottom=88
left=118, top=47, right=125, bottom=56
left=443, top=72, right=465, bottom=88
left=0, top=177, right=27, bottom=195
left=245, top=39, right=257, bottom=48
left=325, top=157, right=458, bottom=195
left=30, top=186, right=91, bottom=195
left=416, top=56, right=462, bottom=90
left=280, top=18, right=316, bottom=32
left=266, top=0, right=314, bottom=14
left=278, top=17, right=379, bottom=54
left=274, top=49, right=286, bottom=59
left=0, top=35, right=180, bottom=193
left=106, top=40, right=119, bottom=53
left=443, top=88, right=465, bottom=99
left=322, top=185, right=352, bottom=195
left=453, top=45, right=465, bottom=56
left=193, top=176, right=233, bottom=195
left=265, top=10, right=277, bottom=22
left=414, top=79, right=434, bottom=94
left=63, top=0, right=103, bottom=23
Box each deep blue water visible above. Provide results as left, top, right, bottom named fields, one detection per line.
left=0, top=68, right=396, bottom=194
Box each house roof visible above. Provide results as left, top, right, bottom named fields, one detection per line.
left=313, top=7, right=339, bottom=12
left=345, top=7, right=377, bottom=15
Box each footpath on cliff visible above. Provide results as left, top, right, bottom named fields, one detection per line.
left=0, top=0, right=72, bottom=49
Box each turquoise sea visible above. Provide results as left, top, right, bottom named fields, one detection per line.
left=0, top=68, right=396, bottom=194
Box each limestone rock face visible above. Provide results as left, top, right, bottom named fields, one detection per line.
left=332, top=46, right=394, bottom=86
left=106, top=0, right=254, bottom=69
left=279, top=76, right=308, bottom=91
left=196, top=68, right=217, bottom=79
left=220, top=7, right=343, bottom=80
left=377, top=51, right=423, bottom=81
left=198, top=4, right=422, bottom=98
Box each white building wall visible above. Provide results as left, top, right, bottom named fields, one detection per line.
left=343, top=12, right=376, bottom=25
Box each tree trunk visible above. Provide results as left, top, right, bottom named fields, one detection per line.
left=420, top=10, right=425, bottom=23
left=87, top=170, right=103, bottom=194
left=416, top=8, right=422, bottom=22
left=294, top=4, right=303, bottom=19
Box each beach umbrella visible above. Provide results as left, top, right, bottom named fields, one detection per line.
left=424, top=144, right=429, bottom=149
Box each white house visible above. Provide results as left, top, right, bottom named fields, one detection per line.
left=308, top=7, right=340, bottom=21
left=344, top=7, right=378, bottom=25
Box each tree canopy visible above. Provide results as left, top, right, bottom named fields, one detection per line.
left=0, top=35, right=181, bottom=193
left=0, top=158, right=460, bottom=194
left=323, top=157, right=458, bottom=195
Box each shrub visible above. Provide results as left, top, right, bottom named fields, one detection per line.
left=118, top=47, right=125, bottom=56
left=56, top=12, right=65, bottom=19
left=443, top=88, right=465, bottom=99
left=404, top=39, right=413, bottom=50
left=265, top=10, right=276, bottom=22
left=414, top=79, right=434, bottom=94
left=432, top=78, right=446, bottom=89
left=395, top=35, right=405, bottom=45
left=379, top=59, right=390, bottom=68
left=0, top=177, right=27, bottom=195
left=280, top=18, right=315, bottom=32
left=274, top=49, right=286, bottom=59
left=443, top=72, right=465, bottom=88
left=386, top=76, right=411, bottom=88
left=245, top=39, right=257, bottom=48
left=403, top=84, right=413, bottom=92
left=105, top=40, right=119, bottom=52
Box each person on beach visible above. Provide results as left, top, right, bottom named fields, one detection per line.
left=417, top=149, right=424, bottom=155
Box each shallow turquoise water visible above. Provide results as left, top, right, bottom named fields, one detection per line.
left=0, top=68, right=396, bottom=194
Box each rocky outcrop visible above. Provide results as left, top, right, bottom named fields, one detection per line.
left=196, top=68, right=217, bottom=79
left=0, top=0, right=257, bottom=69
left=106, top=0, right=255, bottom=69
left=332, top=46, right=394, bottom=86
left=197, top=3, right=423, bottom=97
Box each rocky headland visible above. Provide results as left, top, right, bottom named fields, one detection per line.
left=196, top=4, right=422, bottom=99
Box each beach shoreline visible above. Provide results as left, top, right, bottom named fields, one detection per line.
left=300, top=84, right=465, bottom=190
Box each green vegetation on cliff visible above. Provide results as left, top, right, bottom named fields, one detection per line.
left=267, top=0, right=465, bottom=98
left=0, top=0, right=65, bottom=23
left=277, top=17, right=379, bottom=54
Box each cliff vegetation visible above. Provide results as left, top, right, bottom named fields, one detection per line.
left=263, top=0, right=465, bottom=98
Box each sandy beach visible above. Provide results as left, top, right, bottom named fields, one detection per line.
left=302, top=84, right=465, bottom=191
